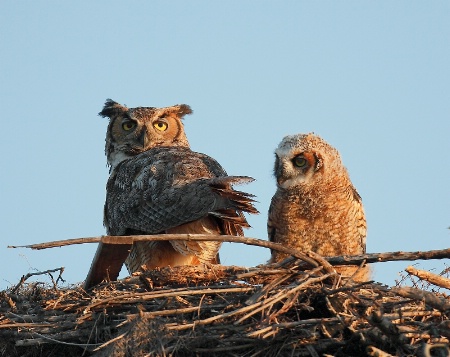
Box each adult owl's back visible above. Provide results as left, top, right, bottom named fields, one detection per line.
left=106, top=146, right=257, bottom=272
left=85, top=100, right=257, bottom=287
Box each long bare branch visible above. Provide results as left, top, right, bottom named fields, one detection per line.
left=9, top=235, right=450, bottom=266
left=8, top=234, right=320, bottom=268
left=327, top=249, right=450, bottom=265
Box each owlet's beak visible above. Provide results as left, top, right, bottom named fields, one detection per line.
left=277, top=176, right=287, bottom=185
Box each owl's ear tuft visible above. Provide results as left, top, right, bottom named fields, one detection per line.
left=175, top=104, right=193, bottom=118
left=160, top=104, right=192, bottom=120
left=99, top=99, right=129, bottom=118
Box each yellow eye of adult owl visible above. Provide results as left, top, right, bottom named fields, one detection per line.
left=153, top=121, right=168, bottom=131
left=122, top=121, right=136, bottom=131
left=293, top=156, right=308, bottom=168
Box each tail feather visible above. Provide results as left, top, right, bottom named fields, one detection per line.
left=210, top=209, right=252, bottom=227
left=207, top=175, right=258, bottom=235
left=209, top=175, right=255, bottom=187
left=209, top=176, right=259, bottom=215
left=212, top=187, right=258, bottom=213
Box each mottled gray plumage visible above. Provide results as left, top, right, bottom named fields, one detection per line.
left=99, top=99, right=258, bottom=273
left=105, top=146, right=255, bottom=237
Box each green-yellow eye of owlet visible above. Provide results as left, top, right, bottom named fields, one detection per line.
left=122, top=121, right=136, bottom=131
left=154, top=121, right=168, bottom=131
left=293, top=156, right=308, bottom=168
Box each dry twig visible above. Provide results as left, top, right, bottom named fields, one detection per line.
left=11, top=267, right=65, bottom=293
left=405, top=265, right=450, bottom=290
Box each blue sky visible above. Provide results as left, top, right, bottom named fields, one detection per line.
left=1, top=2, right=449, bottom=290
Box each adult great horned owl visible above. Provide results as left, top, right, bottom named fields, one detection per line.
left=268, top=133, right=368, bottom=280
left=97, top=99, right=257, bottom=275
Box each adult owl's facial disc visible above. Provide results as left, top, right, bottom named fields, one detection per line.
left=100, top=99, right=192, bottom=169
left=119, top=108, right=188, bottom=149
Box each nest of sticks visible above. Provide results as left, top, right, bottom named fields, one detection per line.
left=2, top=236, right=450, bottom=357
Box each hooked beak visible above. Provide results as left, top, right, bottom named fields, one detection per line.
left=275, top=161, right=288, bottom=186
left=277, top=176, right=286, bottom=185
left=137, top=127, right=148, bottom=148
